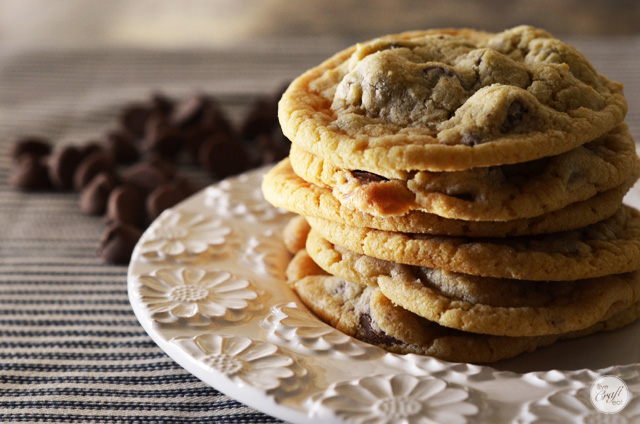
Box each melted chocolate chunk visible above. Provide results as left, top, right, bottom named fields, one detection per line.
left=448, top=192, right=475, bottom=202
left=359, top=313, right=400, bottom=346
left=501, top=100, right=527, bottom=132
left=501, top=156, right=550, bottom=181
left=423, top=65, right=458, bottom=80
left=351, top=170, right=388, bottom=185
left=460, top=132, right=483, bottom=146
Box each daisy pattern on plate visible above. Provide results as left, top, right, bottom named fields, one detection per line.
left=518, top=386, right=639, bottom=424
left=136, top=267, right=258, bottom=323
left=241, top=230, right=291, bottom=279
left=263, top=303, right=377, bottom=359
left=205, top=172, right=290, bottom=223
left=313, top=374, right=478, bottom=424
left=523, top=365, right=638, bottom=390
left=383, top=353, right=497, bottom=383
left=139, top=210, right=231, bottom=261
left=186, top=334, right=297, bottom=391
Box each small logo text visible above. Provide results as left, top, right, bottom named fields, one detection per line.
left=590, top=375, right=629, bottom=414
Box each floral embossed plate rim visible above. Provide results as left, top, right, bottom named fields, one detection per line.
left=127, top=167, right=640, bottom=424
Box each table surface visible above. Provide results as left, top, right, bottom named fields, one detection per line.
left=0, top=34, right=639, bottom=424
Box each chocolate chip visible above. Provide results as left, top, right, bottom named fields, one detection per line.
left=97, top=222, right=142, bottom=265
left=79, top=172, right=118, bottom=215
left=122, top=160, right=174, bottom=194
left=171, top=94, right=209, bottom=128
left=198, top=133, right=249, bottom=178
left=200, top=102, right=232, bottom=134
left=146, top=181, right=190, bottom=220
left=239, top=97, right=278, bottom=139
left=103, top=130, right=139, bottom=164
left=143, top=117, right=184, bottom=160
left=10, top=137, right=52, bottom=161
left=179, top=99, right=233, bottom=164
left=460, top=133, right=483, bottom=146
left=106, top=185, right=146, bottom=227
left=249, top=134, right=289, bottom=166
left=145, top=154, right=176, bottom=177
left=331, top=280, right=347, bottom=295
left=150, top=92, right=175, bottom=116
left=501, top=100, right=526, bottom=132
left=351, top=170, right=389, bottom=185
left=501, top=157, right=549, bottom=181
left=167, top=176, right=197, bottom=199
left=449, top=192, right=475, bottom=202
left=423, top=65, right=458, bottom=79
left=359, top=313, right=400, bottom=346
left=10, top=154, right=52, bottom=191
left=119, top=104, right=151, bottom=138
left=183, top=127, right=217, bottom=165
left=48, top=145, right=83, bottom=190
left=73, top=151, right=114, bottom=191
left=78, top=143, right=104, bottom=161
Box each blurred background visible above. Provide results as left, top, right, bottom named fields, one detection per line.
left=1, top=0, right=639, bottom=50
left=1, top=0, right=638, bottom=150
left=1, top=0, right=638, bottom=156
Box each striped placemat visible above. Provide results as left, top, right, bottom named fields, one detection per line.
left=0, top=35, right=639, bottom=423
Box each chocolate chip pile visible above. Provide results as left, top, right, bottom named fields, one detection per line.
left=9, top=90, right=289, bottom=264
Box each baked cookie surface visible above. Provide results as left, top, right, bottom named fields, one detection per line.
left=263, top=159, right=632, bottom=237
left=289, top=124, right=639, bottom=220
left=306, top=205, right=640, bottom=281
left=306, top=230, right=640, bottom=337
left=287, top=248, right=640, bottom=363
left=280, top=26, right=627, bottom=173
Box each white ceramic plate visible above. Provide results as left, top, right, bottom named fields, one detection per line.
left=127, top=167, right=640, bottom=423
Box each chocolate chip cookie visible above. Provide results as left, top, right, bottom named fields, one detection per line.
left=279, top=26, right=627, bottom=173
left=306, top=229, right=640, bottom=337
left=287, top=247, right=640, bottom=363
left=263, top=158, right=634, bottom=237
left=306, top=206, right=640, bottom=281
left=288, top=124, right=639, bottom=220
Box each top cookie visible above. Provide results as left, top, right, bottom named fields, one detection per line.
left=279, top=26, right=627, bottom=172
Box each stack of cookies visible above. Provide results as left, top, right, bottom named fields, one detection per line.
left=262, top=25, right=640, bottom=363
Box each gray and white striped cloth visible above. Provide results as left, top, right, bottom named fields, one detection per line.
left=1, top=35, right=639, bottom=423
